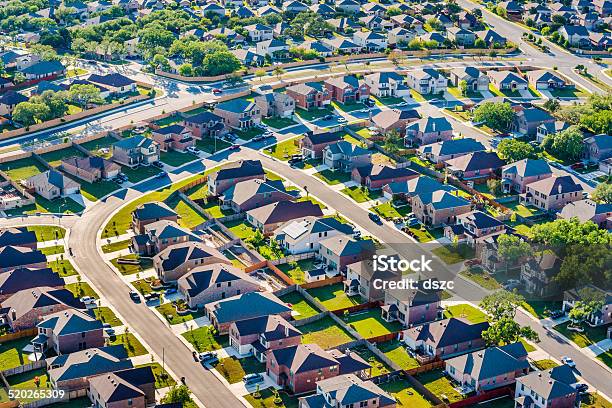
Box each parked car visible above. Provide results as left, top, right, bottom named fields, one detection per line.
left=364, top=98, right=375, bottom=107
left=165, top=288, right=177, bottom=295
left=368, top=212, right=382, bottom=224
left=104, top=327, right=116, bottom=336
left=199, top=352, right=218, bottom=364
left=263, top=131, right=273, bottom=137
left=129, top=290, right=141, bottom=302
left=229, top=144, right=240, bottom=150
left=252, top=135, right=265, bottom=142
left=561, top=356, right=576, bottom=368
left=155, top=171, right=167, bottom=179
left=323, top=115, right=334, bottom=121
left=212, top=88, right=222, bottom=95
left=242, top=373, right=264, bottom=385
left=576, top=384, right=589, bottom=394
left=337, top=116, right=347, bottom=123
left=80, top=296, right=95, bottom=304
left=152, top=161, right=164, bottom=168
left=187, top=146, right=200, bottom=154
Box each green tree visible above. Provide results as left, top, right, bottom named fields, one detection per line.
left=543, top=98, right=561, bottom=113
left=479, top=289, right=525, bottom=321
left=162, top=385, right=195, bottom=408
left=487, top=178, right=502, bottom=195
left=483, top=318, right=540, bottom=346
left=459, top=79, right=468, bottom=96
left=541, top=126, right=584, bottom=162
left=530, top=218, right=611, bottom=247
left=474, top=38, right=486, bottom=48
left=273, top=66, right=285, bottom=80
left=12, top=102, right=51, bottom=126
left=497, top=138, right=535, bottom=162
left=497, top=234, right=531, bottom=272
left=178, top=63, right=193, bottom=77
left=384, top=129, right=402, bottom=154
left=591, top=182, right=612, bottom=203
left=68, top=84, right=104, bottom=108
left=202, top=51, right=241, bottom=76
left=472, top=102, right=515, bottom=132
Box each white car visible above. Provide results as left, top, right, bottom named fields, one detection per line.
left=187, top=146, right=200, bottom=154
left=561, top=356, right=576, bottom=368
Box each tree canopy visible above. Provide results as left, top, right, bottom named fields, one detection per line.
left=472, top=102, right=515, bottom=132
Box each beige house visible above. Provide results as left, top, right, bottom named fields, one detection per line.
left=520, top=175, right=583, bottom=211
left=213, top=99, right=262, bottom=130
left=25, top=170, right=80, bottom=200
left=254, top=92, right=295, bottom=118
left=61, top=156, right=120, bottom=183
left=153, top=241, right=231, bottom=283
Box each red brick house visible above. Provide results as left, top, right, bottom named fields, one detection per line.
left=351, top=164, right=418, bottom=190
left=229, top=315, right=301, bottom=362
left=131, top=202, right=178, bottom=234
left=150, top=124, right=195, bottom=152
left=300, top=132, right=342, bottom=159
left=181, top=111, right=226, bottom=139
left=323, top=76, right=370, bottom=103
left=286, top=82, right=331, bottom=110
left=34, top=309, right=104, bottom=355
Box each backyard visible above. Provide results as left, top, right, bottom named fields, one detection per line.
left=277, top=259, right=315, bottom=284
left=79, top=136, right=116, bottom=158
left=443, top=304, right=488, bottom=324
left=0, top=337, right=33, bottom=370
left=39, top=147, right=85, bottom=168
left=7, top=368, right=49, bottom=403
left=380, top=379, right=433, bottom=408
left=415, top=369, right=464, bottom=404
left=165, top=195, right=206, bottom=229
left=223, top=220, right=256, bottom=240
left=344, top=309, right=403, bottom=338
left=299, top=316, right=354, bottom=349
left=350, top=346, right=392, bottom=377
left=278, top=291, right=321, bottom=320
left=376, top=340, right=419, bottom=370
left=0, top=157, right=47, bottom=181
left=307, top=283, right=363, bottom=311
left=182, top=326, right=229, bottom=352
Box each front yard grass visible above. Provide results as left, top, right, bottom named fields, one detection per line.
left=93, top=306, right=122, bottom=327
left=332, top=100, right=364, bottom=112
left=101, top=239, right=131, bottom=253
left=553, top=322, right=608, bottom=348
left=443, top=304, right=488, bottom=323
left=196, top=137, right=231, bottom=154
left=549, top=87, right=588, bottom=98
left=182, top=326, right=229, bottom=352
left=432, top=244, right=475, bottom=265
left=235, top=127, right=264, bottom=141
left=264, top=137, right=301, bottom=160
left=341, top=186, right=381, bottom=203
left=213, top=356, right=266, bottom=384
left=262, top=116, right=297, bottom=129
left=244, top=388, right=298, bottom=408
left=108, top=333, right=147, bottom=357
left=596, top=351, right=611, bottom=369
left=73, top=178, right=120, bottom=202
left=459, top=267, right=502, bottom=290
left=415, top=369, right=464, bottom=404
left=27, top=225, right=66, bottom=241
left=0, top=337, right=33, bottom=370
left=48, top=258, right=78, bottom=277
left=379, top=379, right=432, bottom=408
left=156, top=302, right=204, bottom=324
left=160, top=150, right=196, bottom=167
left=371, top=201, right=411, bottom=219
left=299, top=316, right=355, bottom=349
left=314, top=169, right=351, bottom=185
left=521, top=300, right=563, bottom=319
left=40, top=245, right=64, bottom=256
left=136, top=363, right=176, bottom=389
left=344, top=309, right=403, bottom=338
left=277, top=259, right=315, bottom=284
left=279, top=291, right=321, bottom=319
left=307, top=283, right=362, bottom=311
left=581, top=393, right=612, bottom=408
left=66, top=282, right=99, bottom=299
left=0, top=157, right=47, bottom=181
left=110, top=254, right=152, bottom=275
left=376, top=340, right=419, bottom=370
left=132, top=279, right=154, bottom=295
left=121, top=164, right=162, bottom=183
left=295, top=106, right=333, bottom=121
left=532, top=359, right=559, bottom=370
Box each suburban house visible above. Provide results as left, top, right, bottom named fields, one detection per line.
left=444, top=210, right=506, bottom=246
left=558, top=199, right=612, bottom=229
left=273, top=216, right=355, bottom=255
left=404, top=318, right=490, bottom=362
left=21, top=60, right=66, bottom=80
left=559, top=25, right=590, bottom=47
left=246, top=200, right=324, bottom=234
left=562, top=285, right=611, bottom=327
left=178, top=263, right=261, bottom=309
left=254, top=92, right=295, bottom=118
left=1, top=287, right=85, bottom=331
left=352, top=30, right=388, bottom=51
left=131, top=202, right=178, bottom=234
left=476, top=29, right=507, bottom=46
left=87, top=73, right=136, bottom=94
left=520, top=252, right=562, bottom=297
left=445, top=343, right=530, bottom=394
left=412, top=190, right=472, bottom=227
left=418, top=138, right=486, bottom=164
left=266, top=344, right=370, bottom=394
left=364, top=72, right=410, bottom=98
left=286, top=82, right=331, bottom=111
left=317, top=234, right=375, bottom=276
left=300, top=132, right=342, bottom=159
left=213, top=99, right=262, bottom=130
left=405, top=116, right=454, bottom=147
left=255, top=39, right=290, bottom=59
left=322, top=141, right=372, bottom=172
left=501, top=158, right=553, bottom=194
left=88, top=366, right=156, bottom=408
left=299, top=374, right=396, bottom=408
left=520, top=175, right=584, bottom=211
left=0, top=227, right=37, bottom=249
left=381, top=282, right=442, bottom=327
left=33, top=309, right=104, bottom=355
left=0, top=245, right=47, bottom=272
left=204, top=291, right=292, bottom=334
left=445, top=151, right=505, bottom=180
left=387, top=27, right=416, bottom=46
left=449, top=67, right=490, bottom=91
left=25, top=170, right=80, bottom=201
left=344, top=258, right=401, bottom=302
left=0, top=90, right=29, bottom=115
left=208, top=160, right=266, bottom=196
left=513, top=107, right=555, bottom=137
left=132, top=220, right=202, bottom=256
left=351, top=165, right=418, bottom=190
left=405, top=69, right=448, bottom=95
left=487, top=71, right=528, bottom=92
left=514, top=367, right=578, bottom=408
left=525, top=70, right=567, bottom=90
left=181, top=111, right=226, bottom=139
left=335, top=0, right=361, bottom=13
left=583, top=134, right=612, bottom=163
left=112, top=135, right=160, bottom=168
left=382, top=175, right=455, bottom=203
left=0, top=266, right=64, bottom=303
left=220, top=179, right=296, bottom=213
left=61, top=156, right=121, bottom=183
left=447, top=27, right=476, bottom=46
left=243, top=23, right=273, bottom=41
left=324, top=76, right=370, bottom=103
left=370, top=109, right=420, bottom=135
left=47, top=345, right=133, bottom=392
left=153, top=241, right=230, bottom=283
left=150, top=124, right=195, bottom=152
left=229, top=315, right=301, bottom=361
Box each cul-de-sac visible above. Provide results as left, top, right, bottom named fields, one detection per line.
left=0, top=0, right=610, bottom=407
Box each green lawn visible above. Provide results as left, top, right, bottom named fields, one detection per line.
left=7, top=368, right=49, bottom=402
left=506, top=201, right=540, bottom=218
left=262, top=116, right=297, bottom=129
left=79, top=136, right=116, bottom=158
left=235, top=127, right=264, bottom=141
left=165, top=195, right=206, bottom=228
left=182, top=326, right=229, bottom=352
left=199, top=200, right=233, bottom=219
left=186, top=183, right=209, bottom=200
left=299, top=316, right=355, bottom=349
left=314, top=169, right=352, bottom=185
left=108, top=333, right=147, bottom=357
left=549, top=87, right=588, bottom=98
left=553, top=322, right=608, bottom=348
left=376, top=96, right=406, bottom=106
left=213, top=356, right=266, bottom=384
left=447, top=86, right=483, bottom=99
left=244, top=388, right=298, bottom=408
left=344, top=309, right=403, bottom=338
left=156, top=302, right=204, bottom=324
left=66, top=282, right=99, bottom=299
left=351, top=346, right=392, bottom=377
left=101, top=239, right=131, bottom=253
left=39, top=147, right=85, bottom=167
left=332, top=100, right=364, bottom=112
left=136, top=363, right=176, bottom=389
left=432, top=244, right=475, bottom=265
left=160, top=150, right=196, bottom=167
left=196, top=137, right=231, bottom=154
left=27, top=225, right=66, bottom=241
left=581, top=393, right=612, bottom=408
left=532, top=359, right=559, bottom=370
left=371, top=201, right=411, bottom=219
left=40, top=245, right=64, bottom=256
left=521, top=300, right=562, bottom=319
left=459, top=267, right=502, bottom=290
left=520, top=338, right=536, bottom=352
left=0, top=338, right=33, bottom=370
left=376, top=340, right=419, bottom=370
left=0, top=157, right=47, bottom=181
left=277, top=259, right=315, bottom=284
left=596, top=351, right=611, bottom=369
left=111, top=254, right=152, bottom=275
left=379, top=379, right=432, bottom=408
left=279, top=291, right=321, bottom=319
left=406, top=225, right=438, bottom=243
left=73, top=178, right=120, bottom=202
left=132, top=279, right=155, bottom=295
left=295, top=105, right=333, bottom=121
left=264, top=137, right=301, bottom=160
left=224, top=220, right=256, bottom=240
left=415, top=370, right=464, bottom=404
left=341, top=186, right=382, bottom=203
left=122, top=164, right=163, bottom=183
left=307, top=283, right=363, bottom=311
left=93, top=306, right=122, bottom=327
left=48, top=258, right=78, bottom=277
left=444, top=304, right=488, bottom=323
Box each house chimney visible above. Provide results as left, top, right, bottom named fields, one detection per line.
left=557, top=183, right=562, bottom=195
